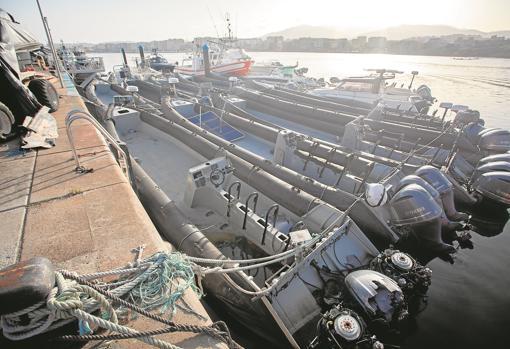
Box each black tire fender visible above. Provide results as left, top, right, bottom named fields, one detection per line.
left=27, top=78, right=59, bottom=112
left=0, top=102, right=15, bottom=138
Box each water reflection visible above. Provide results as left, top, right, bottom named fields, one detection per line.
left=466, top=204, right=510, bottom=237
left=400, top=211, right=510, bottom=349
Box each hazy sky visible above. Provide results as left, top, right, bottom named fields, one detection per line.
left=1, top=0, right=509, bottom=43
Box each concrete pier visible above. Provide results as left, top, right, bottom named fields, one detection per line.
left=0, top=75, right=227, bottom=348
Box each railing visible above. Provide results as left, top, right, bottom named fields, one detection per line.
left=65, top=110, right=131, bottom=182
left=67, top=57, right=105, bottom=73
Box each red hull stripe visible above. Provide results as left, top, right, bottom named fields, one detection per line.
left=175, top=60, right=252, bottom=76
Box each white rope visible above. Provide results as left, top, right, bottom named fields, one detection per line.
left=46, top=273, right=180, bottom=349
left=0, top=251, right=197, bottom=349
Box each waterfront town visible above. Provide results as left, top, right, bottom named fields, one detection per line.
left=83, top=33, right=510, bottom=58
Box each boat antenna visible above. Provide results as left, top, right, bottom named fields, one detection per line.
left=226, top=12, right=233, bottom=41
left=206, top=4, right=220, bottom=39
left=235, top=12, right=239, bottom=41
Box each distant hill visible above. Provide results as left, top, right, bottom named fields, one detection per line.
left=364, top=25, right=488, bottom=40
left=491, top=30, right=510, bottom=38
left=264, top=24, right=510, bottom=40
left=263, top=25, right=364, bottom=39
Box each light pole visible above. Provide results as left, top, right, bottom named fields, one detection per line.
left=35, top=0, right=64, bottom=88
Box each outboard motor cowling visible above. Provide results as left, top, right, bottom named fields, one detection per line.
left=389, top=184, right=454, bottom=253
left=345, top=270, right=407, bottom=324
left=463, top=122, right=487, bottom=145
left=396, top=175, right=440, bottom=203
left=414, top=166, right=467, bottom=221
left=471, top=171, right=510, bottom=207
left=472, top=161, right=510, bottom=180
left=395, top=175, right=461, bottom=230
left=416, top=84, right=433, bottom=102
left=478, top=154, right=510, bottom=166
left=389, top=184, right=442, bottom=226
left=414, top=165, right=451, bottom=194
left=478, top=129, right=510, bottom=153
left=454, top=109, right=480, bottom=126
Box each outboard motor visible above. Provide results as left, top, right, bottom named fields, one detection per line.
left=397, top=175, right=439, bottom=201
left=370, top=249, right=432, bottom=300
left=309, top=306, right=384, bottom=349
left=309, top=269, right=409, bottom=348
left=477, top=153, right=510, bottom=166
left=414, top=165, right=468, bottom=222
left=463, top=123, right=510, bottom=155
left=478, top=128, right=510, bottom=154
left=471, top=171, right=510, bottom=207
left=467, top=161, right=510, bottom=207
left=397, top=175, right=467, bottom=235
left=345, top=270, right=408, bottom=325
left=416, top=84, right=433, bottom=102
left=389, top=184, right=454, bottom=254
left=472, top=161, right=510, bottom=179
left=454, top=109, right=480, bottom=127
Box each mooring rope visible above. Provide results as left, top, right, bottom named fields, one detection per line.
left=0, top=251, right=241, bottom=349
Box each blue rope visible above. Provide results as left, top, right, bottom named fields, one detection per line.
left=126, top=253, right=200, bottom=318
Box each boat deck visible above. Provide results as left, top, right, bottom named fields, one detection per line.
left=246, top=107, right=341, bottom=143
left=0, top=75, right=226, bottom=348
left=121, top=122, right=205, bottom=204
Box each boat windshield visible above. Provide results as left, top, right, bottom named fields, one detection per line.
left=337, top=80, right=378, bottom=93
left=225, top=48, right=251, bottom=60
left=151, top=55, right=168, bottom=63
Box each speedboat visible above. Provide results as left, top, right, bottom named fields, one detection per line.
left=223, top=86, right=510, bottom=210
left=83, top=78, right=435, bottom=348
left=249, top=59, right=287, bottom=75
left=309, top=69, right=434, bottom=113
left=147, top=48, right=175, bottom=72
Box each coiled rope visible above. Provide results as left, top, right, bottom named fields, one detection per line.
left=0, top=251, right=241, bottom=349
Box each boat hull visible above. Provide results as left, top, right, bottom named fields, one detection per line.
left=175, top=60, right=253, bottom=77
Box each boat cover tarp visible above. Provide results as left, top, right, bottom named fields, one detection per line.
left=0, top=9, right=42, bottom=52
left=0, top=9, right=42, bottom=124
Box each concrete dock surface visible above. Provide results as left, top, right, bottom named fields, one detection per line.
left=0, top=76, right=227, bottom=348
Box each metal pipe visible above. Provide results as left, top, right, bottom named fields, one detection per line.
left=121, top=48, right=128, bottom=66
left=202, top=43, right=211, bottom=76
left=408, top=71, right=418, bottom=90
left=138, top=45, right=145, bottom=67
left=441, top=107, right=450, bottom=123
left=36, top=0, right=64, bottom=88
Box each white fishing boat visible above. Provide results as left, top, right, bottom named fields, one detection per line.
left=175, top=17, right=253, bottom=77
left=175, top=42, right=253, bottom=77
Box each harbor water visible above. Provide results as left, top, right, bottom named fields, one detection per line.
left=96, top=51, right=510, bottom=129
left=96, top=51, right=510, bottom=349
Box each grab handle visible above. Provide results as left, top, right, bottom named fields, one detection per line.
left=242, top=192, right=259, bottom=229
left=227, top=181, right=241, bottom=217
left=262, top=204, right=279, bottom=245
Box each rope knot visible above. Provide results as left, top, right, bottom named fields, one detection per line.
left=47, top=288, right=84, bottom=319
